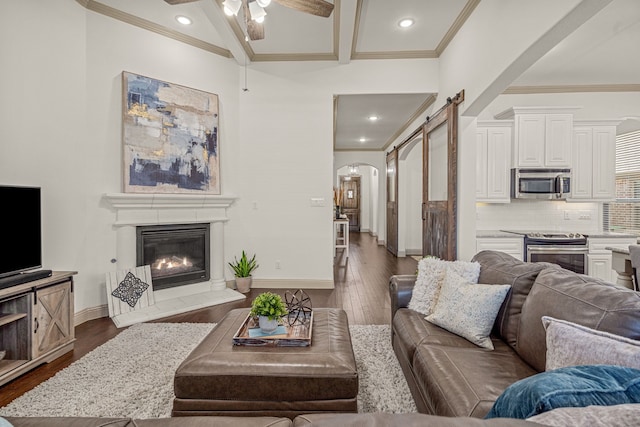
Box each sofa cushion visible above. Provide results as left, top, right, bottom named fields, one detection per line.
left=543, top=316, right=640, bottom=371
left=526, top=403, right=640, bottom=427
left=134, top=417, right=293, bottom=426
left=408, top=257, right=480, bottom=316
left=517, top=267, right=640, bottom=372
left=471, top=251, right=551, bottom=350
left=411, top=343, right=537, bottom=418
left=426, top=271, right=510, bottom=350
left=4, top=418, right=131, bottom=427
left=293, top=413, right=544, bottom=426
left=485, top=365, right=640, bottom=420
left=392, top=308, right=479, bottom=369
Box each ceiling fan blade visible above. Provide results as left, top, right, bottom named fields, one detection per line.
left=163, top=0, right=200, bottom=4
left=273, top=0, right=334, bottom=18
left=243, top=1, right=265, bottom=41
left=247, top=19, right=265, bottom=40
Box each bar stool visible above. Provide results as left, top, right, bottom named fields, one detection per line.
left=334, top=218, right=349, bottom=258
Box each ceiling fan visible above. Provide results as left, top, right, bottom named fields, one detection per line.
left=163, top=0, right=334, bottom=41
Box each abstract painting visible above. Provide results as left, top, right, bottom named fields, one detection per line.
left=122, top=71, right=220, bottom=194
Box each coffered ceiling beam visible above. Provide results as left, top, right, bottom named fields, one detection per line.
left=338, top=0, right=358, bottom=64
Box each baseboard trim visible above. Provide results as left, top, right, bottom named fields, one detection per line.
left=75, top=304, right=109, bottom=326
left=251, top=279, right=335, bottom=289
left=405, top=249, right=422, bottom=256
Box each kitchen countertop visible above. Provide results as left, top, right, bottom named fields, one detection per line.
left=606, top=246, right=630, bottom=255
left=476, top=230, right=523, bottom=238
left=582, top=232, right=637, bottom=239
left=477, top=230, right=638, bottom=241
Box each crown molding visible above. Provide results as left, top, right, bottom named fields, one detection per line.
left=351, top=50, right=438, bottom=60
left=382, top=94, right=437, bottom=151
left=435, top=0, right=480, bottom=56
left=77, top=0, right=232, bottom=58
left=503, top=84, right=640, bottom=94
left=333, top=147, right=385, bottom=152
left=252, top=52, right=338, bottom=62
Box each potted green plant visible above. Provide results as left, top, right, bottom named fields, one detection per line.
left=228, top=251, right=258, bottom=293
left=250, top=292, right=288, bottom=333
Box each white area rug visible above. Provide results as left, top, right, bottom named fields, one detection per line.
left=0, top=323, right=416, bottom=418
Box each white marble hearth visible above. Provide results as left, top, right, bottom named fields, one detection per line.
left=103, top=193, right=245, bottom=326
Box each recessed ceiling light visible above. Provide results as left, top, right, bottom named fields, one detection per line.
left=368, top=115, right=379, bottom=121
left=359, top=137, right=366, bottom=143
left=176, top=15, right=192, bottom=25
left=398, top=18, right=414, bottom=28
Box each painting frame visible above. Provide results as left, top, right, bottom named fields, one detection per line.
left=122, top=71, right=220, bottom=194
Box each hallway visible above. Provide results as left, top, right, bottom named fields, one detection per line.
left=333, top=231, right=418, bottom=324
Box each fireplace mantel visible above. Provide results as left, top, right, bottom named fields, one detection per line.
left=102, top=193, right=241, bottom=325
left=103, top=193, right=237, bottom=226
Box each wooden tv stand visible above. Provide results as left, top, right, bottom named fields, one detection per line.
left=0, top=271, right=77, bottom=387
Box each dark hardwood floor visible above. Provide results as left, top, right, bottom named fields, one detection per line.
left=0, top=232, right=417, bottom=407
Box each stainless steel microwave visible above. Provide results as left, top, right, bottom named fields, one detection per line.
left=510, top=168, right=571, bottom=200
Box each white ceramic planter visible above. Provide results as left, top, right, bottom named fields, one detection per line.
left=235, top=276, right=252, bottom=293
left=258, top=315, right=279, bottom=334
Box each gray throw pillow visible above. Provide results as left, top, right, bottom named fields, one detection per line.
left=408, top=257, right=480, bottom=316
left=426, top=270, right=510, bottom=350
left=543, top=316, right=640, bottom=371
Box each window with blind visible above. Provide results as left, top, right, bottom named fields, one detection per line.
left=603, top=130, right=640, bottom=235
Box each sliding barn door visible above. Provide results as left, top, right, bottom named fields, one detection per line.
left=386, top=150, right=399, bottom=256
left=422, top=100, right=458, bottom=260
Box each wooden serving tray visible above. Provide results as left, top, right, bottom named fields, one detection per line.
left=232, top=312, right=313, bottom=347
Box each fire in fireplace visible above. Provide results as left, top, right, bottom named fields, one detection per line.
left=136, top=223, right=210, bottom=291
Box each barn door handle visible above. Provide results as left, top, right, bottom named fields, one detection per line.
left=422, top=203, right=427, bottom=220
left=34, top=317, right=39, bottom=334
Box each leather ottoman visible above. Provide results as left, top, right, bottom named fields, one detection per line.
left=172, top=308, right=359, bottom=419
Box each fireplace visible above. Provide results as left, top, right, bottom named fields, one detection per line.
left=136, top=223, right=210, bottom=291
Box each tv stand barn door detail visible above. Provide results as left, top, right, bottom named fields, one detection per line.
left=33, top=280, right=74, bottom=358
left=0, top=271, right=76, bottom=387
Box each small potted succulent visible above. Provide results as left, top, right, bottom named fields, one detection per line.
left=250, top=292, right=288, bottom=333
left=228, top=251, right=258, bottom=293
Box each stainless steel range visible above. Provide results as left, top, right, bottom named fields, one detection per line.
left=502, top=231, right=588, bottom=274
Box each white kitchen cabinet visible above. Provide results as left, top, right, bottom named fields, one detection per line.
left=476, top=121, right=512, bottom=203
left=571, top=121, right=618, bottom=201
left=476, top=237, right=523, bottom=260
left=587, top=254, right=612, bottom=282
left=495, top=107, right=576, bottom=169
left=587, top=236, right=636, bottom=282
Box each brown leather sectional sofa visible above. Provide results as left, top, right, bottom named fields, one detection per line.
left=390, top=250, right=640, bottom=419
left=3, top=413, right=543, bottom=426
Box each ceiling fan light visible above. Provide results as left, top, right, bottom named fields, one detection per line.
left=222, top=0, right=241, bottom=16
left=256, top=0, right=271, bottom=7
left=248, top=1, right=267, bottom=21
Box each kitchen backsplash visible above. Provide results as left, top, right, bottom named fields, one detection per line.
left=476, top=200, right=601, bottom=232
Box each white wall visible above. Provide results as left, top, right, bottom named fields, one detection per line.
left=0, top=1, right=86, bottom=307
left=1, top=1, right=438, bottom=314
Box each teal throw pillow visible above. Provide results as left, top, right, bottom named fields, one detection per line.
left=485, top=365, right=640, bottom=419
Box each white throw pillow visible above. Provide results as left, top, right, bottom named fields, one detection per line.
left=426, top=270, right=510, bottom=350
left=543, top=316, right=640, bottom=371
left=408, top=257, right=480, bottom=316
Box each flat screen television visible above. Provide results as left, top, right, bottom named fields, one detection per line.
left=0, top=185, right=43, bottom=279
